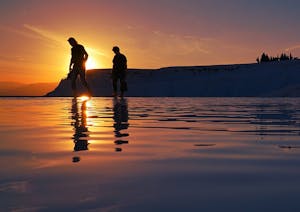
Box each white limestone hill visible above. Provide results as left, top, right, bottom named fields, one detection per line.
left=46, top=60, right=300, bottom=97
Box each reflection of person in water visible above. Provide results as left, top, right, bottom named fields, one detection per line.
left=71, top=97, right=89, bottom=162
left=113, top=97, right=129, bottom=151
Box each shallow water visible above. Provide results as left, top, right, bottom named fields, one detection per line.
left=1, top=97, right=300, bottom=211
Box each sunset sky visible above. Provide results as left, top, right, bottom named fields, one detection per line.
left=1, top=0, right=300, bottom=83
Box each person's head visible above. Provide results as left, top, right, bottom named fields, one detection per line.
left=68, top=37, right=78, bottom=47
left=112, top=46, right=120, bottom=54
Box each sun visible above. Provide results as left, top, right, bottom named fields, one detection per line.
left=85, top=57, right=99, bottom=70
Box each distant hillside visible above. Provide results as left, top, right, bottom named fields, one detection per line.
left=0, top=82, right=57, bottom=96
left=47, top=60, right=300, bottom=97
left=0, top=82, right=25, bottom=90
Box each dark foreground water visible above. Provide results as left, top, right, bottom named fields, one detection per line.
left=1, top=97, right=300, bottom=211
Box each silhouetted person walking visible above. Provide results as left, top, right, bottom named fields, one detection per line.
left=67, top=37, right=92, bottom=97
left=112, top=46, right=127, bottom=97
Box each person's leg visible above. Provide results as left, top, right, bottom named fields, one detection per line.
left=70, top=71, right=78, bottom=97
left=120, top=71, right=127, bottom=97
left=112, top=71, right=118, bottom=96
left=120, top=80, right=126, bottom=97
left=79, top=69, right=92, bottom=95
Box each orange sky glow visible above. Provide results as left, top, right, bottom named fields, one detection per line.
left=0, top=0, right=300, bottom=83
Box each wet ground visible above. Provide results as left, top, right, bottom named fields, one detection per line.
left=1, top=97, right=300, bottom=211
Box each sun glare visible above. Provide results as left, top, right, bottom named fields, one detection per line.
left=86, top=57, right=98, bottom=70
left=79, top=96, right=91, bottom=101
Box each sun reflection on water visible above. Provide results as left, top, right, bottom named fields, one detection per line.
left=79, top=95, right=91, bottom=101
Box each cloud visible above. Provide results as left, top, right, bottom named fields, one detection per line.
left=0, top=55, right=26, bottom=63
left=23, top=24, right=67, bottom=47
left=0, top=25, right=41, bottom=40
left=0, top=181, right=29, bottom=193
left=151, top=31, right=215, bottom=55
left=285, top=45, right=300, bottom=52
left=131, top=27, right=214, bottom=55
left=85, top=47, right=106, bottom=57
left=23, top=24, right=106, bottom=57
left=0, top=24, right=66, bottom=48
left=122, top=25, right=214, bottom=55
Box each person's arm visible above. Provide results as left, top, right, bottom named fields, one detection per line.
left=123, top=55, right=127, bottom=70
left=112, top=55, right=116, bottom=70
left=69, top=60, right=73, bottom=72
left=69, top=49, right=74, bottom=72
left=67, top=58, right=74, bottom=79
left=83, top=47, right=88, bottom=62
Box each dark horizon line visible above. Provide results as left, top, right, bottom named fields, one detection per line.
left=1, top=95, right=299, bottom=98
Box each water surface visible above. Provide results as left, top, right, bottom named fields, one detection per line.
left=1, top=97, right=300, bottom=211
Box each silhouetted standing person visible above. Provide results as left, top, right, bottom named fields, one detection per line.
left=112, top=46, right=127, bottom=97
left=68, top=37, right=92, bottom=97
